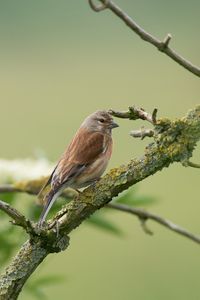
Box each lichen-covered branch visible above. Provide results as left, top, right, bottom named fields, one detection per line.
left=0, top=106, right=200, bottom=299
left=108, top=106, right=158, bottom=124
left=0, top=199, right=33, bottom=231
left=130, top=128, right=154, bottom=139
left=0, top=229, right=69, bottom=300
left=0, top=241, right=48, bottom=300
left=88, top=0, right=200, bottom=77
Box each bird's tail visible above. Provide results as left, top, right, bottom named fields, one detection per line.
left=38, top=190, right=58, bottom=226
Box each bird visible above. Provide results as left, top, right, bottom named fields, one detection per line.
left=38, top=110, right=119, bottom=226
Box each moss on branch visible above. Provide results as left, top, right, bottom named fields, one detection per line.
left=0, top=241, right=48, bottom=300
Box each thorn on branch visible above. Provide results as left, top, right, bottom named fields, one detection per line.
left=88, top=0, right=110, bottom=12
left=163, top=33, right=172, bottom=47
left=159, top=33, right=172, bottom=51
left=130, top=127, right=154, bottom=139
left=139, top=217, right=153, bottom=235
left=152, top=108, right=158, bottom=124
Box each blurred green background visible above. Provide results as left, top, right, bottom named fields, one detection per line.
left=0, top=0, right=200, bottom=299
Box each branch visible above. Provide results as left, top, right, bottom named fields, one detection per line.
left=108, top=106, right=157, bottom=124
left=88, top=0, right=200, bottom=77
left=107, top=203, right=200, bottom=245
left=182, top=160, right=200, bottom=169
left=130, top=128, right=154, bottom=139
left=0, top=184, right=20, bottom=193
left=0, top=199, right=33, bottom=230
left=187, top=161, right=200, bottom=168
left=0, top=177, right=50, bottom=197
left=88, top=0, right=109, bottom=12
left=0, top=240, right=49, bottom=299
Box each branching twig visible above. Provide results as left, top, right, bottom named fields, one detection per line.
left=88, top=0, right=110, bottom=12
left=0, top=199, right=33, bottom=231
left=108, top=106, right=158, bottom=124
left=89, top=0, right=200, bottom=77
left=161, top=33, right=172, bottom=49
left=130, top=128, right=154, bottom=139
left=107, top=203, right=200, bottom=245
left=188, top=162, right=200, bottom=168
left=184, top=161, right=200, bottom=169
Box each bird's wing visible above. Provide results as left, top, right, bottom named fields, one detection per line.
left=67, top=128, right=105, bottom=164
left=37, top=167, right=57, bottom=201
left=51, top=129, right=106, bottom=191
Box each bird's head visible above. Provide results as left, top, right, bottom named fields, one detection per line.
left=82, top=110, right=119, bottom=134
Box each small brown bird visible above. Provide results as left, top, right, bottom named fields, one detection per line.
left=38, top=110, right=118, bottom=226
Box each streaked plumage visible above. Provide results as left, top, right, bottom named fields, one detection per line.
left=38, top=110, right=118, bottom=226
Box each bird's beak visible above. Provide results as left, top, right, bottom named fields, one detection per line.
left=110, top=120, right=119, bottom=129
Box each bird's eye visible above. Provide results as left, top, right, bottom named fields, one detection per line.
left=98, top=118, right=105, bottom=123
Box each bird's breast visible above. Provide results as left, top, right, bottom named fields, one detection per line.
left=74, top=137, right=113, bottom=188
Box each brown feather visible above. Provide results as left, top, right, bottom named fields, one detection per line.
left=63, top=128, right=105, bottom=164
left=51, top=128, right=107, bottom=190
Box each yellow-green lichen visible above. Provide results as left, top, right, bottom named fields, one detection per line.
left=14, top=176, right=49, bottom=195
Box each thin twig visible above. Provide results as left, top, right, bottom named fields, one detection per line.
left=88, top=0, right=110, bottom=12
left=90, top=0, right=200, bottom=77
left=108, top=109, right=131, bottom=119
left=0, top=184, right=20, bottom=193
left=130, top=128, right=154, bottom=139
left=107, top=203, right=200, bottom=245
left=186, top=161, right=200, bottom=169
left=0, top=199, right=32, bottom=231
left=161, top=33, right=172, bottom=49
left=108, top=106, right=158, bottom=124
